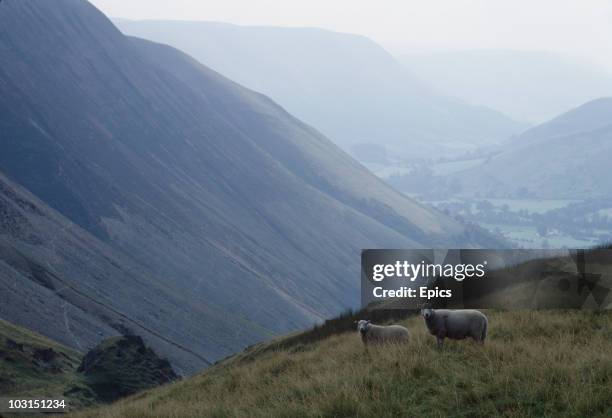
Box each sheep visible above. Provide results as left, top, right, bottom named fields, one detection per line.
left=420, top=307, right=488, bottom=348
left=356, top=320, right=410, bottom=345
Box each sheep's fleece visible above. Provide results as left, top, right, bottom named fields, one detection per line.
left=357, top=320, right=410, bottom=345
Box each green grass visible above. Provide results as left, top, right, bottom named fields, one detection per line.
left=0, top=318, right=95, bottom=407
left=77, top=335, right=177, bottom=403
left=0, top=320, right=176, bottom=411
left=70, top=310, right=612, bottom=417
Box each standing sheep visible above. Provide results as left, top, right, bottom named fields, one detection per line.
left=356, top=320, right=410, bottom=345
left=421, top=307, right=488, bottom=348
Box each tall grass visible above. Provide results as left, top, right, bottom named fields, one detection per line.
left=243, top=308, right=414, bottom=358
left=71, top=310, right=612, bottom=417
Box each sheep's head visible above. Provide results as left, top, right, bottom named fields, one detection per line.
left=421, top=307, right=434, bottom=320
left=356, top=320, right=371, bottom=334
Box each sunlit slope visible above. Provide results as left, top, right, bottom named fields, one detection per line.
left=72, top=311, right=612, bottom=418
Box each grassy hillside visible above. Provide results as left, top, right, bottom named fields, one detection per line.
left=71, top=310, right=612, bottom=417
left=0, top=318, right=92, bottom=407
left=0, top=319, right=178, bottom=411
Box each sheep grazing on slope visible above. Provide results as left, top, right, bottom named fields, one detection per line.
left=356, top=320, right=410, bottom=345
left=421, top=307, right=488, bottom=348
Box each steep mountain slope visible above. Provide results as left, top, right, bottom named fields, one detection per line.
left=447, top=98, right=612, bottom=198
left=0, top=0, right=498, bottom=374
left=114, top=19, right=525, bottom=161
left=400, top=50, right=612, bottom=123
left=0, top=171, right=244, bottom=374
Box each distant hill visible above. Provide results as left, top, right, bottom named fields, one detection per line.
left=115, top=19, right=525, bottom=161
left=435, top=98, right=612, bottom=199
left=400, top=50, right=612, bottom=123
left=0, top=0, right=500, bottom=375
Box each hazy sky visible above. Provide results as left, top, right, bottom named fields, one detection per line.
left=90, top=0, right=612, bottom=71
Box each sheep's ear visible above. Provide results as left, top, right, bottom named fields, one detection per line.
left=353, top=320, right=358, bottom=324
left=366, top=320, right=371, bottom=324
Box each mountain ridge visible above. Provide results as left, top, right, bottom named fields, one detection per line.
left=115, top=18, right=526, bottom=161
left=400, top=49, right=612, bottom=123
left=0, top=0, right=501, bottom=374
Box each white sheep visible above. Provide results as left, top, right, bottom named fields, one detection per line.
left=356, top=320, right=410, bottom=345
left=421, top=307, right=488, bottom=348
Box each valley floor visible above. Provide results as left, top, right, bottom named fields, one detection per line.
left=70, top=310, right=612, bottom=417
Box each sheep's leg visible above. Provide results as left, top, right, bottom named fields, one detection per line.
left=436, top=336, right=444, bottom=349
left=474, top=323, right=486, bottom=345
